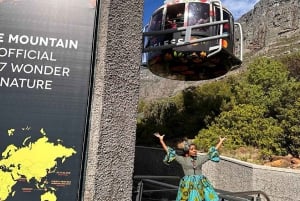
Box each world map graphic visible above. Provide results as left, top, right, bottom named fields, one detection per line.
left=0, top=127, right=76, bottom=201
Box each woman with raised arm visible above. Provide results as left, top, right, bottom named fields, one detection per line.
left=154, top=133, right=226, bottom=201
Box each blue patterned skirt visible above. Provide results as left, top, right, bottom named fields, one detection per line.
left=176, top=175, right=219, bottom=201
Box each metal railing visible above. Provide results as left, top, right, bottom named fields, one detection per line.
left=218, top=190, right=271, bottom=201
left=133, top=175, right=271, bottom=201
left=133, top=176, right=180, bottom=201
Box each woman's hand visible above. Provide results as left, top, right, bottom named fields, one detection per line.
left=216, top=136, right=226, bottom=150
left=154, top=132, right=168, bottom=152
left=153, top=132, right=165, bottom=141
left=219, top=136, right=226, bottom=143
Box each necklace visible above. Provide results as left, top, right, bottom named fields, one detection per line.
left=191, top=157, right=196, bottom=174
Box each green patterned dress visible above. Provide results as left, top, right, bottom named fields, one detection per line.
left=163, top=146, right=220, bottom=201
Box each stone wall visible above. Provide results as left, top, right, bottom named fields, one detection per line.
left=134, top=146, right=300, bottom=201
left=82, top=0, right=143, bottom=200
left=204, top=156, right=300, bottom=201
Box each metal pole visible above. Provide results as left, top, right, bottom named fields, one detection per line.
left=135, top=180, right=144, bottom=201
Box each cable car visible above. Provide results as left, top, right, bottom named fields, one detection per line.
left=142, top=0, right=243, bottom=81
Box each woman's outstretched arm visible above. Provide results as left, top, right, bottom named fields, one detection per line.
left=215, top=136, right=226, bottom=150
left=154, top=133, right=168, bottom=152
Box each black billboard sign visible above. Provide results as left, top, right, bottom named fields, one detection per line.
left=0, top=0, right=97, bottom=200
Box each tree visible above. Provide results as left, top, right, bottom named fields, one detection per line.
left=194, top=104, right=283, bottom=157
left=195, top=57, right=295, bottom=158
left=277, top=86, right=300, bottom=156
left=136, top=97, right=184, bottom=145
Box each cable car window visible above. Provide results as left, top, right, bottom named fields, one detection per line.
left=188, top=3, right=209, bottom=27
left=215, top=7, right=232, bottom=34
left=215, top=7, right=234, bottom=51
left=222, top=11, right=230, bottom=33
left=164, top=3, right=185, bottom=29
left=224, top=11, right=234, bottom=51
left=149, top=8, right=163, bottom=31
left=222, top=11, right=230, bottom=36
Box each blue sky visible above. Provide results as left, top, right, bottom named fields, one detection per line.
left=143, top=0, right=260, bottom=25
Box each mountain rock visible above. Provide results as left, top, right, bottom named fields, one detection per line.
left=239, top=0, right=300, bottom=59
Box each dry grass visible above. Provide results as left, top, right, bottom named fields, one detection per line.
left=221, top=146, right=264, bottom=165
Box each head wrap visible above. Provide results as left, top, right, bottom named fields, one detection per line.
left=183, top=140, right=190, bottom=152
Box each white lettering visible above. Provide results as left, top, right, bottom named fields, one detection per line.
left=16, top=49, right=24, bottom=58
left=0, top=62, right=7, bottom=71
left=19, top=35, right=29, bottom=44
left=11, top=63, right=70, bottom=77
left=0, top=77, right=52, bottom=90
left=177, top=38, right=184, bottom=44
left=8, top=48, right=16, bottom=57
left=0, top=33, right=4, bottom=43
left=8, top=34, right=78, bottom=49
left=151, top=38, right=185, bottom=47
left=8, top=34, right=18, bottom=43
left=0, top=48, right=7, bottom=57
left=0, top=48, right=56, bottom=61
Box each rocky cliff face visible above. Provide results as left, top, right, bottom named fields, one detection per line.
left=139, top=0, right=300, bottom=100
left=239, top=0, right=300, bottom=59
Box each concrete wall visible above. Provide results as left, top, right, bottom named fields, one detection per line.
left=135, top=146, right=300, bottom=201
left=82, top=0, right=143, bottom=200
left=203, top=156, right=300, bottom=201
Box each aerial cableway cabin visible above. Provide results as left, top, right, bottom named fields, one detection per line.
left=142, top=0, right=243, bottom=81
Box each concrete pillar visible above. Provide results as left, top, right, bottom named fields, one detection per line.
left=82, top=0, right=143, bottom=200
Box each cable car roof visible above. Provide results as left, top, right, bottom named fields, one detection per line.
left=164, top=0, right=208, bottom=3
left=162, top=0, right=230, bottom=13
